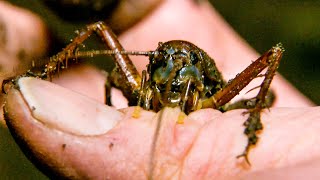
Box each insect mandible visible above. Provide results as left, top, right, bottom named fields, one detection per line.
left=3, top=21, right=284, bottom=165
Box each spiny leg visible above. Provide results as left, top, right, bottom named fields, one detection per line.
left=90, top=22, right=142, bottom=104
left=12, top=22, right=142, bottom=104
left=201, top=44, right=282, bottom=109
left=200, top=43, right=284, bottom=164
left=3, top=22, right=142, bottom=95
left=237, top=44, right=284, bottom=164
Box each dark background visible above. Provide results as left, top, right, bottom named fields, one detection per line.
left=211, top=0, right=320, bottom=105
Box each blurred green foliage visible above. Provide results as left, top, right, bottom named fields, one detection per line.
left=211, top=0, right=320, bottom=104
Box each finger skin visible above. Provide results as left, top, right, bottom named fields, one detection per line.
left=51, top=65, right=107, bottom=104
left=243, top=158, right=320, bottom=180
left=4, top=78, right=209, bottom=179
left=4, top=80, right=153, bottom=179
left=4, top=77, right=320, bottom=179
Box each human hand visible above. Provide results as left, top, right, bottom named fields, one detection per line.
left=3, top=0, right=319, bottom=179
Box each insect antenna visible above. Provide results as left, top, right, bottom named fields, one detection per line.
left=148, top=108, right=165, bottom=179
left=72, top=49, right=159, bottom=58
left=26, top=49, right=158, bottom=81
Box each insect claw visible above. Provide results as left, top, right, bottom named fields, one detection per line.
left=177, top=112, right=186, bottom=124
left=236, top=141, right=253, bottom=166
left=2, top=78, right=15, bottom=94
left=236, top=151, right=251, bottom=166
left=132, top=106, right=142, bottom=118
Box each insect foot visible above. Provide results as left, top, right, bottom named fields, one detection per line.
left=237, top=110, right=262, bottom=165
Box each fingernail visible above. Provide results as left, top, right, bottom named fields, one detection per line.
left=17, top=77, right=123, bottom=135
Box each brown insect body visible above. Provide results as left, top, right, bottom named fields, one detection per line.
left=138, top=40, right=225, bottom=114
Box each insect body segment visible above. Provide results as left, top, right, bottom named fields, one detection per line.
left=142, top=40, right=226, bottom=114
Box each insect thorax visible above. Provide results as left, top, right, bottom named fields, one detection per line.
left=142, top=40, right=226, bottom=114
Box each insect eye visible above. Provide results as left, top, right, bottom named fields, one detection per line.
left=166, top=47, right=175, bottom=55
left=190, top=51, right=199, bottom=64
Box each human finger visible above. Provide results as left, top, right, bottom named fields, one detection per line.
left=243, top=158, right=320, bottom=180
left=4, top=77, right=320, bottom=179
left=0, top=1, right=48, bottom=125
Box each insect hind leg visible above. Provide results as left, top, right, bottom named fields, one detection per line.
left=200, top=43, right=284, bottom=165
left=236, top=44, right=284, bottom=165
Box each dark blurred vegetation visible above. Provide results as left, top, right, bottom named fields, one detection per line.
left=1, top=0, right=319, bottom=178
left=211, top=0, right=320, bottom=105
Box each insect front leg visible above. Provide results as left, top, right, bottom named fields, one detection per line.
left=28, top=21, right=141, bottom=105
left=201, top=43, right=284, bottom=164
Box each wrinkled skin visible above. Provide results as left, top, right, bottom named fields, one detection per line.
left=1, top=0, right=320, bottom=179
